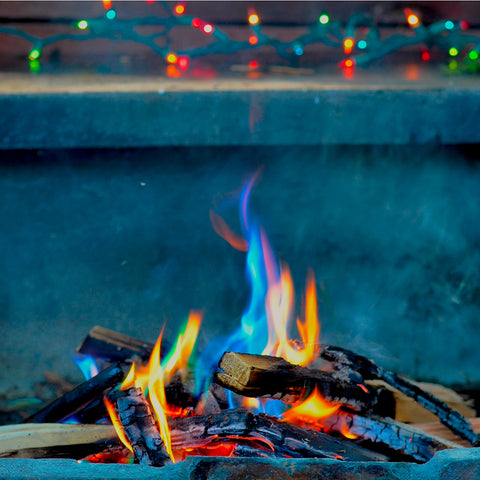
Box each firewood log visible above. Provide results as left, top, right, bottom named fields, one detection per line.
left=0, top=423, right=116, bottom=457
left=77, top=326, right=154, bottom=363
left=25, top=364, right=125, bottom=423
left=215, top=352, right=383, bottom=412
left=321, top=344, right=480, bottom=446
left=107, top=387, right=170, bottom=467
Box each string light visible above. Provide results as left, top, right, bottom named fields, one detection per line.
left=166, top=53, right=178, bottom=64
left=343, top=38, right=354, bottom=55
left=357, top=40, right=367, bottom=50
left=28, top=49, right=40, bottom=60
left=405, top=9, right=420, bottom=27
left=177, top=56, right=189, bottom=70
left=202, top=23, right=214, bottom=34
left=3, top=3, right=480, bottom=73
left=174, top=4, right=185, bottom=15
left=469, top=50, right=479, bottom=61
left=248, top=13, right=259, bottom=26
left=319, top=14, right=329, bottom=25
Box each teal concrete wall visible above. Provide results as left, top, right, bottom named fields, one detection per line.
left=1, top=145, right=479, bottom=395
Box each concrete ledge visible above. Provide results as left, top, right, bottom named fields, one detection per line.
left=1, top=73, right=480, bottom=148
left=1, top=449, right=480, bottom=480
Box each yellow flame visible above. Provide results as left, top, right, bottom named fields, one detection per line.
left=116, top=311, right=202, bottom=463
left=104, top=396, right=134, bottom=453
left=263, top=266, right=320, bottom=366
left=282, top=387, right=340, bottom=425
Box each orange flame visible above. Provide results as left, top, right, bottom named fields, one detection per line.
left=209, top=209, right=248, bottom=252
left=341, top=420, right=358, bottom=440
left=263, top=266, right=320, bottom=366
left=282, top=387, right=340, bottom=425
left=104, top=396, right=134, bottom=453
left=115, top=311, right=201, bottom=462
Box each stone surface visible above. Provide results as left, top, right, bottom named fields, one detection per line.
left=1, top=71, right=480, bottom=148
left=1, top=449, right=480, bottom=480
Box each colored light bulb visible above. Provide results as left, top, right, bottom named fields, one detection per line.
left=319, top=14, right=329, bottom=25
left=77, top=20, right=88, bottom=30
left=248, top=14, right=259, bottom=25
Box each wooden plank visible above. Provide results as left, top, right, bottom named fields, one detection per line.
left=0, top=423, right=116, bottom=456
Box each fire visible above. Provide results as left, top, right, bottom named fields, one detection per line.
left=263, top=265, right=320, bottom=366
left=107, top=311, right=202, bottom=462
left=104, top=396, right=134, bottom=453
left=282, top=387, right=340, bottom=425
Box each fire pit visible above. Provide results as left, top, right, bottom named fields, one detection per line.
left=1, top=173, right=479, bottom=479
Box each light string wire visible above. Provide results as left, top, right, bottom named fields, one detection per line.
left=1, top=2, right=479, bottom=73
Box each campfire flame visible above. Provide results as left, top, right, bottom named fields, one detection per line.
left=105, top=174, right=355, bottom=463
left=282, top=387, right=340, bottom=425
left=106, top=311, right=202, bottom=462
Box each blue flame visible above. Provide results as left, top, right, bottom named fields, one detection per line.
left=195, top=174, right=286, bottom=417
left=72, top=353, right=100, bottom=380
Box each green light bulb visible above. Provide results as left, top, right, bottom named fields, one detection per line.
left=29, top=49, right=40, bottom=60
left=449, top=47, right=458, bottom=57
left=77, top=20, right=88, bottom=30
left=469, top=50, right=479, bottom=60
left=319, top=14, right=329, bottom=25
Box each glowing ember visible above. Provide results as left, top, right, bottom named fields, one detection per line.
left=282, top=387, right=340, bottom=425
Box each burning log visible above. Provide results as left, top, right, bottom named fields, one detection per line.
left=107, top=387, right=170, bottom=467
left=25, top=363, right=125, bottom=423
left=321, top=345, right=480, bottom=446
left=214, top=352, right=380, bottom=411
left=320, top=410, right=463, bottom=462
left=168, top=409, right=388, bottom=462
left=77, top=326, right=154, bottom=363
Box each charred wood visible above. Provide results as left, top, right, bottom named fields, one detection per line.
left=320, top=410, right=462, bottom=462
left=25, top=364, right=125, bottom=423
left=107, top=387, right=170, bottom=467
left=321, top=345, right=480, bottom=446
left=168, top=409, right=388, bottom=462
left=215, top=352, right=380, bottom=412
left=77, top=326, right=154, bottom=363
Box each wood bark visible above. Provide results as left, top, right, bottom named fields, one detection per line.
left=77, top=326, right=154, bottom=363
left=107, top=387, right=170, bottom=467
left=215, top=352, right=379, bottom=412
left=321, top=344, right=480, bottom=446
left=168, top=409, right=388, bottom=462
left=25, top=363, right=125, bottom=423
left=319, top=410, right=463, bottom=462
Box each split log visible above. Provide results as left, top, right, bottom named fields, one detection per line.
left=215, top=352, right=381, bottom=412
left=168, top=409, right=388, bottom=462
left=321, top=345, right=480, bottom=446
left=413, top=417, right=480, bottom=447
left=0, top=423, right=116, bottom=457
left=320, top=410, right=463, bottom=462
left=25, top=363, right=125, bottom=423
left=77, top=326, right=154, bottom=363
left=107, top=387, right=170, bottom=467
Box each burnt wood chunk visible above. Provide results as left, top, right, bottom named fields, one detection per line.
left=25, top=364, right=125, bottom=424
left=321, top=344, right=480, bottom=446
left=321, top=410, right=462, bottom=462
left=107, top=387, right=170, bottom=467
left=168, top=409, right=388, bottom=462
left=77, top=326, right=154, bottom=363
left=215, top=352, right=378, bottom=411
